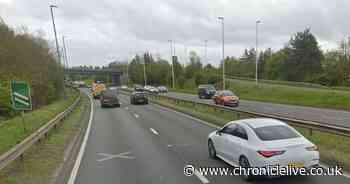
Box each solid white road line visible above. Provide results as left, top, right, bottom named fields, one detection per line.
left=150, top=128, right=159, bottom=135
left=67, top=94, right=94, bottom=184
left=194, top=169, right=210, bottom=184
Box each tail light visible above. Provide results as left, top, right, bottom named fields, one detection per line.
left=257, top=150, right=285, bottom=158
left=305, top=146, right=318, bottom=151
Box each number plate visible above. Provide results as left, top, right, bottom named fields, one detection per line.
left=288, top=162, right=304, bottom=168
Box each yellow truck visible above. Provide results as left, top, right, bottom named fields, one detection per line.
left=92, top=82, right=106, bottom=99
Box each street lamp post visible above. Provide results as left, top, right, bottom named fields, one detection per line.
left=204, top=40, right=208, bottom=66
left=184, top=44, right=187, bottom=67
left=168, top=40, right=175, bottom=89
left=126, top=54, right=130, bottom=86
left=62, top=36, right=69, bottom=69
left=61, top=36, right=68, bottom=81
left=218, top=16, right=225, bottom=90
left=143, top=52, right=147, bottom=86
left=50, top=5, right=66, bottom=98
left=255, top=20, right=261, bottom=85
left=50, top=5, right=60, bottom=63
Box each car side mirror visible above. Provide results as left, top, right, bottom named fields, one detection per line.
left=216, top=130, right=222, bottom=136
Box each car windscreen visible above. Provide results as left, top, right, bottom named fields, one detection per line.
left=199, top=85, right=215, bottom=90
left=103, top=90, right=117, bottom=97
left=222, top=91, right=234, bottom=96
left=253, top=125, right=300, bottom=141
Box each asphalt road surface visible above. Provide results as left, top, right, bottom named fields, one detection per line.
left=73, top=90, right=349, bottom=184
left=163, top=92, right=350, bottom=128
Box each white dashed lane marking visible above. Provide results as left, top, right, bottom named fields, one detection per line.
left=150, top=128, right=159, bottom=135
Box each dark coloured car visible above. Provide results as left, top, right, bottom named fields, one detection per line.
left=198, top=84, right=216, bottom=99
left=100, top=89, right=120, bottom=108
left=130, top=92, right=148, bottom=105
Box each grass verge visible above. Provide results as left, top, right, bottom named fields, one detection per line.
left=0, top=92, right=89, bottom=184
left=0, top=88, right=79, bottom=155
left=173, top=78, right=350, bottom=111
left=151, top=96, right=350, bottom=172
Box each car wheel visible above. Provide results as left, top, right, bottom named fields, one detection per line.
left=208, top=140, right=217, bottom=159
left=239, top=156, right=253, bottom=181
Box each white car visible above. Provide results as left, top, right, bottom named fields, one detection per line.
left=109, top=86, right=118, bottom=90
left=157, top=86, right=168, bottom=93
left=149, top=87, right=159, bottom=93
left=144, top=85, right=159, bottom=93
left=207, top=118, right=319, bottom=180
left=121, top=85, right=128, bottom=89
left=144, top=85, right=152, bottom=92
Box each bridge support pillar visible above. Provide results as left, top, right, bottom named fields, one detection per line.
left=111, top=73, right=121, bottom=86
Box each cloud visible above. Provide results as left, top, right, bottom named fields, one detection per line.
left=0, top=0, right=348, bottom=66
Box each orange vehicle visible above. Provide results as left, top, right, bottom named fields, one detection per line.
left=213, top=90, right=239, bottom=107
left=92, top=82, right=106, bottom=99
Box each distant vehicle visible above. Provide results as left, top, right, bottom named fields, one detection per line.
left=208, top=118, right=319, bottom=181
left=73, top=81, right=86, bottom=88
left=142, top=85, right=159, bottom=94
left=157, top=86, right=168, bottom=93
left=130, top=91, right=148, bottom=105
left=148, top=86, right=159, bottom=94
left=213, top=90, right=239, bottom=107
left=92, top=82, right=106, bottom=99
left=121, top=85, right=128, bottom=89
left=134, top=84, right=144, bottom=92
left=100, top=89, right=120, bottom=108
left=198, top=84, right=216, bottom=99
left=143, top=85, right=152, bottom=92
left=108, top=86, right=118, bottom=90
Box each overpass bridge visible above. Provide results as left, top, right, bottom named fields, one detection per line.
left=65, top=68, right=123, bottom=86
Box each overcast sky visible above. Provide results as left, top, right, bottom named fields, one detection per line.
left=0, top=0, right=349, bottom=67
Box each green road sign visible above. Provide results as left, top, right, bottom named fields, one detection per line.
left=11, top=81, right=32, bottom=110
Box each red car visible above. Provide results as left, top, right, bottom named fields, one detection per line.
left=213, top=90, right=239, bottom=107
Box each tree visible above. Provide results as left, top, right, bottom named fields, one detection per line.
left=129, top=55, right=144, bottom=84
left=0, top=22, right=63, bottom=117
left=240, top=48, right=256, bottom=63
left=281, top=28, right=323, bottom=82
left=319, top=44, right=350, bottom=86
left=263, top=49, right=287, bottom=80
left=258, top=48, right=273, bottom=79
left=185, top=51, right=202, bottom=79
